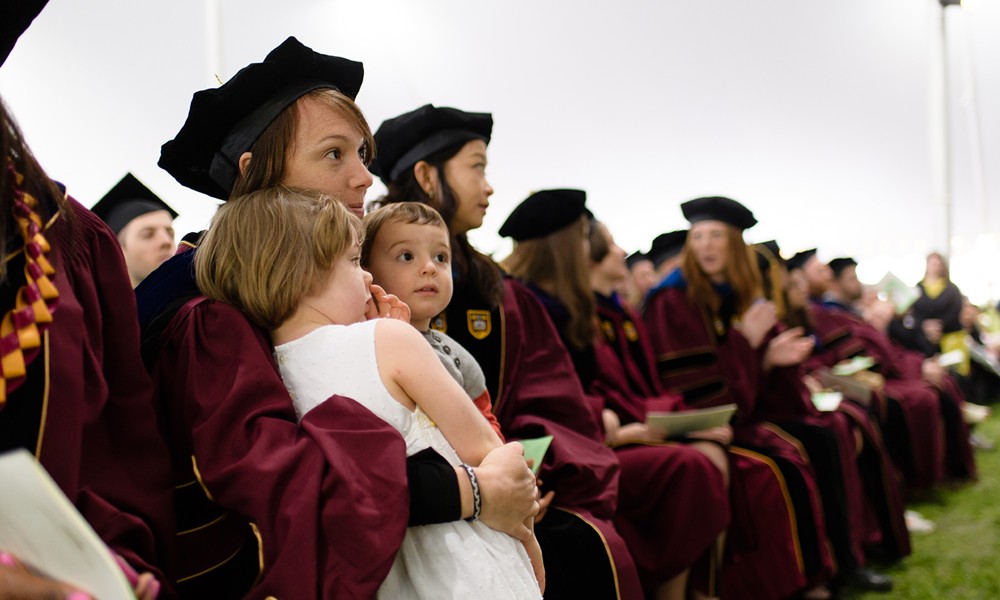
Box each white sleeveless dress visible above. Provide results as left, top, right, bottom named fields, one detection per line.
left=274, top=320, right=541, bottom=600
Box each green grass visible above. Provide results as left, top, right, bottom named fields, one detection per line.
left=852, top=410, right=1000, bottom=599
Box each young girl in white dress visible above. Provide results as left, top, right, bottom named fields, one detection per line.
left=193, top=187, right=543, bottom=600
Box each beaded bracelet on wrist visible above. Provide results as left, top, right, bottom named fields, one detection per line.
left=460, top=463, right=482, bottom=522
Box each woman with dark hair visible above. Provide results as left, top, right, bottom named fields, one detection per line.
left=500, top=190, right=730, bottom=600
left=643, top=196, right=838, bottom=600
left=0, top=97, right=173, bottom=598
left=372, top=105, right=644, bottom=599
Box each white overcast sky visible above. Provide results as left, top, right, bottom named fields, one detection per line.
left=2, top=0, right=999, bottom=302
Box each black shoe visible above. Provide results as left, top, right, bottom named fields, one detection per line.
left=849, top=567, right=893, bottom=592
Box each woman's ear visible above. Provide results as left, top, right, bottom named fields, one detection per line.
left=238, top=152, right=253, bottom=176
left=413, top=160, right=439, bottom=198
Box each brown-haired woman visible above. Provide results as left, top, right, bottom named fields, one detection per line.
left=643, top=196, right=838, bottom=600
left=501, top=190, right=730, bottom=600
left=139, top=41, right=537, bottom=599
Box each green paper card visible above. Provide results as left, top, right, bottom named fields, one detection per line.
left=520, top=435, right=554, bottom=475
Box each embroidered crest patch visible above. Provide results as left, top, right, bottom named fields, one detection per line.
left=600, top=320, right=616, bottom=342
left=467, top=310, right=492, bottom=340
left=430, top=313, right=447, bottom=333
left=623, top=321, right=639, bottom=342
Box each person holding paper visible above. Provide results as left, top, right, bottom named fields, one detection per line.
left=371, top=104, right=645, bottom=599
left=796, top=252, right=976, bottom=489
left=755, top=243, right=908, bottom=587
left=643, top=196, right=840, bottom=600
left=499, top=190, right=730, bottom=600
left=0, top=4, right=173, bottom=599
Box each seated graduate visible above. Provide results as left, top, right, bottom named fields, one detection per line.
left=499, top=189, right=730, bottom=600
left=372, top=104, right=646, bottom=600
left=90, top=173, right=177, bottom=288
left=793, top=250, right=976, bottom=489
left=624, top=250, right=655, bottom=310
left=755, top=243, right=906, bottom=588
left=647, top=229, right=688, bottom=283
left=137, top=39, right=536, bottom=598
left=0, top=11, right=174, bottom=594
left=643, top=196, right=840, bottom=600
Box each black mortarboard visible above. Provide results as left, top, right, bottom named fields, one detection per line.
left=754, top=241, right=786, bottom=310
left=0, top=0, right=47, bottom=67
left=647, top=230, right=688, bottom=269
left=158, top=37, right=364, bottom=200
left=91, top=173, right=178, bottom=234
left=754, top=240, right=783, bottom=264
left=370, top=104, right=493, bottom=184
left=626, top=251, right=651, bottom=270
left=786, top=248, right=818, bottom=271
left=828, top=257, right=858, bottom=278
left=680, top=196, right=757, bottom=230
left=499, top=189, right=587, bottom=242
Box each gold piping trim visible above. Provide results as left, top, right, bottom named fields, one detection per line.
left=728, top=447, right=805, bottom=575
left=177, top=512, right=227, bottom=536
left=250, top=522, right=265, bottom=586
left=190, top=455, right=215, bottom=501
left=760, top=423, right=810, bottom=463
left=175, top=542, right=244, bottom=582
left=175, top=479, right=198, bottom=489
left=556, top=508, right=621, bottom=599
left=34, top=331, right=50, bottom=456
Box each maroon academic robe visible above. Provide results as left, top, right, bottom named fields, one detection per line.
left=438, top=276, right=643, bottom=600
left=643, top=277, right=834, bottom=600
left=806, top=303, right=976, bottom=488
left=758, top=328, right=888, bottom=571
left=148, top=296, right=409, bottom=599
left=0, top=198, right=175, bottom=593
left=593, top=294, right=730, bottom=595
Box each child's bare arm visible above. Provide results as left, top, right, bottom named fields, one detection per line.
left=375, top=319, right=501, bottom=465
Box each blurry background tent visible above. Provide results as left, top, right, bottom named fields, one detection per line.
left=1, top=0, right=998, bottom=302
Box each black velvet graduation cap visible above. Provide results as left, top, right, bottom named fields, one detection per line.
left=370, top=104, right=493, bottom=184
left=754, top=241, right=786, bottom=308
left=91, top=173, right=177, bottom=234
left=0, top=0, right=47, bottom=67
left=786, top=248, right=818, bottom=271
left=626, top=250, right=650, bottom=270
left=754, top=240, right=783, bottom=264
left=680, top=196, right=757, bottom=230
left=499, top=189, right=588, bottom=242
left=647, top=230, right=688, bottom=269
left=828, top=257, right=858, bottom=277
left=158, top=36, right=364, bottom=200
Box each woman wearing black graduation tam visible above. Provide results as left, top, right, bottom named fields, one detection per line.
left=140, top=42, right=537, bottom=599
left=373, top=106, right=647, bottom=599
left=643, top=196, right=841, bottom=600
left=501, top=189, right=731, bottom=600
